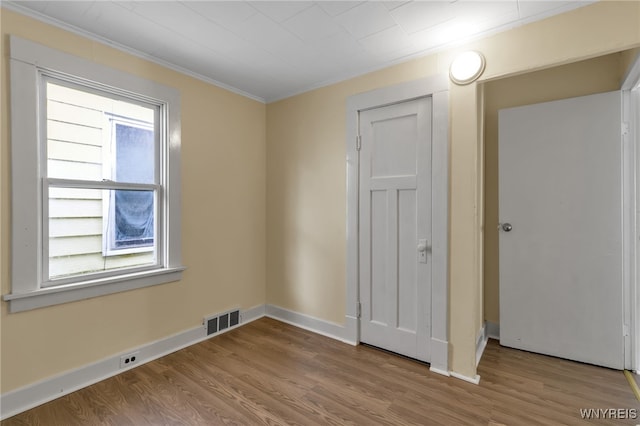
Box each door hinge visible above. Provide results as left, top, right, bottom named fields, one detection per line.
left=356, top=135, right=362, bottom=151
left=623, top=324, right=630, bottom=337
left=622, top=122, right=629, bottom=136
left=356, top=302, right=361, bottom=318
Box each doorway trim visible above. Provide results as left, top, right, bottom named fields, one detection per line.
left=622, top=52, right=640, bottom=373
left=345, top=75, right=450, bottom=375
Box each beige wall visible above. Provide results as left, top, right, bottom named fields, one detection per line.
left=0, top=9, right=266, bottom=393
left=267, top=1, right=640, bottom=378
left=483, top=53, right=627, bottom=324
left=621, top=47, right=640, bottom=78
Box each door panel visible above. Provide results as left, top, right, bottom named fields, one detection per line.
left=398, top=189, right=417, bottom=332
left=371, top=114, right=417, bottom=177
left=499, top=91, right=624, bottom=369
left=371, top=190, right=387, bottom=325
left=359, top=97, right=432, bottom=361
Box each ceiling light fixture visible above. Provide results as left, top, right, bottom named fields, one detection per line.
left=449, top=51, right=486, bottom=85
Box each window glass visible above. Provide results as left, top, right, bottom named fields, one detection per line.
left=48, top=188, right=155, bottom=280
left=114, top=123, right=154, bottom=183
left=113, top=189, right=154, bottom=249
left=45, top=81, right=158, bottom=283
left=110, top=121, right=155, bottom=251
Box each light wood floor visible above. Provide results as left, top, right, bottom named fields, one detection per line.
left=2, top=317, right=638, bottom=425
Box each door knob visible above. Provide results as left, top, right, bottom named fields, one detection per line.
left=417, top=239, right=428, bottom=264
left=501, top=223, right=513, bottom=232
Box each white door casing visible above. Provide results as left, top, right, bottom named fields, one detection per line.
left=621, top=52, right=640, bottom=374
left=345, top=75, right=449, bottom=374
left=359, top=98, right=432, bottom=361
left=499, top=91, right=625, bottom=369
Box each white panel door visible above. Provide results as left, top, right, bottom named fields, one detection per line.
left=359, top=97, right=432, bottom=362
left=499, top=91, right=624, bottom=369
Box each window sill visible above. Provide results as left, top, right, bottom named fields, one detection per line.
left=3, top=267, right=185, bottom=313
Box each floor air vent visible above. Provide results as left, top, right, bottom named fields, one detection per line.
left=204, top=308, right=241, bottom=336
left=230, top=310, right=239, bottom=327
left=206, top=317, right=218, bottom=336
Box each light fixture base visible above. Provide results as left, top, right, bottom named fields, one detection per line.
left=449, top=51, right=486, bottom=85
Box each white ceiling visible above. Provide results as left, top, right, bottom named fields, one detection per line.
left=5, top=1, right=593, bottom=102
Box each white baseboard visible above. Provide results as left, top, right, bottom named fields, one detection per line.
left=486, top=321, right=500, bottom=340
left=0, top=304, right=266, bottom=421
left=265, top=304, right=357, bottom=346
left=450, top=371, right=481, bottom=385
left=241, top=304, right=266, bottom=323
left=429, top=366, right=450, bottom=377
left=476, top=323, right=489, bottom=366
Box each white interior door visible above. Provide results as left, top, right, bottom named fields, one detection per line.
left=359, top=97, right=432, bottom=362
left=499, top=91, right=624, bottom=369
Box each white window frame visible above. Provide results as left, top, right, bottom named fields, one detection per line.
left=4, top=36, right=184, bottom=313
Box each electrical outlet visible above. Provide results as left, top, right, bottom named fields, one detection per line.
left=119, top=351, right=140, bottom=369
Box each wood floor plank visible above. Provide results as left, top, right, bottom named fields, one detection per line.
left=2, top=317, right=638, bottom=425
